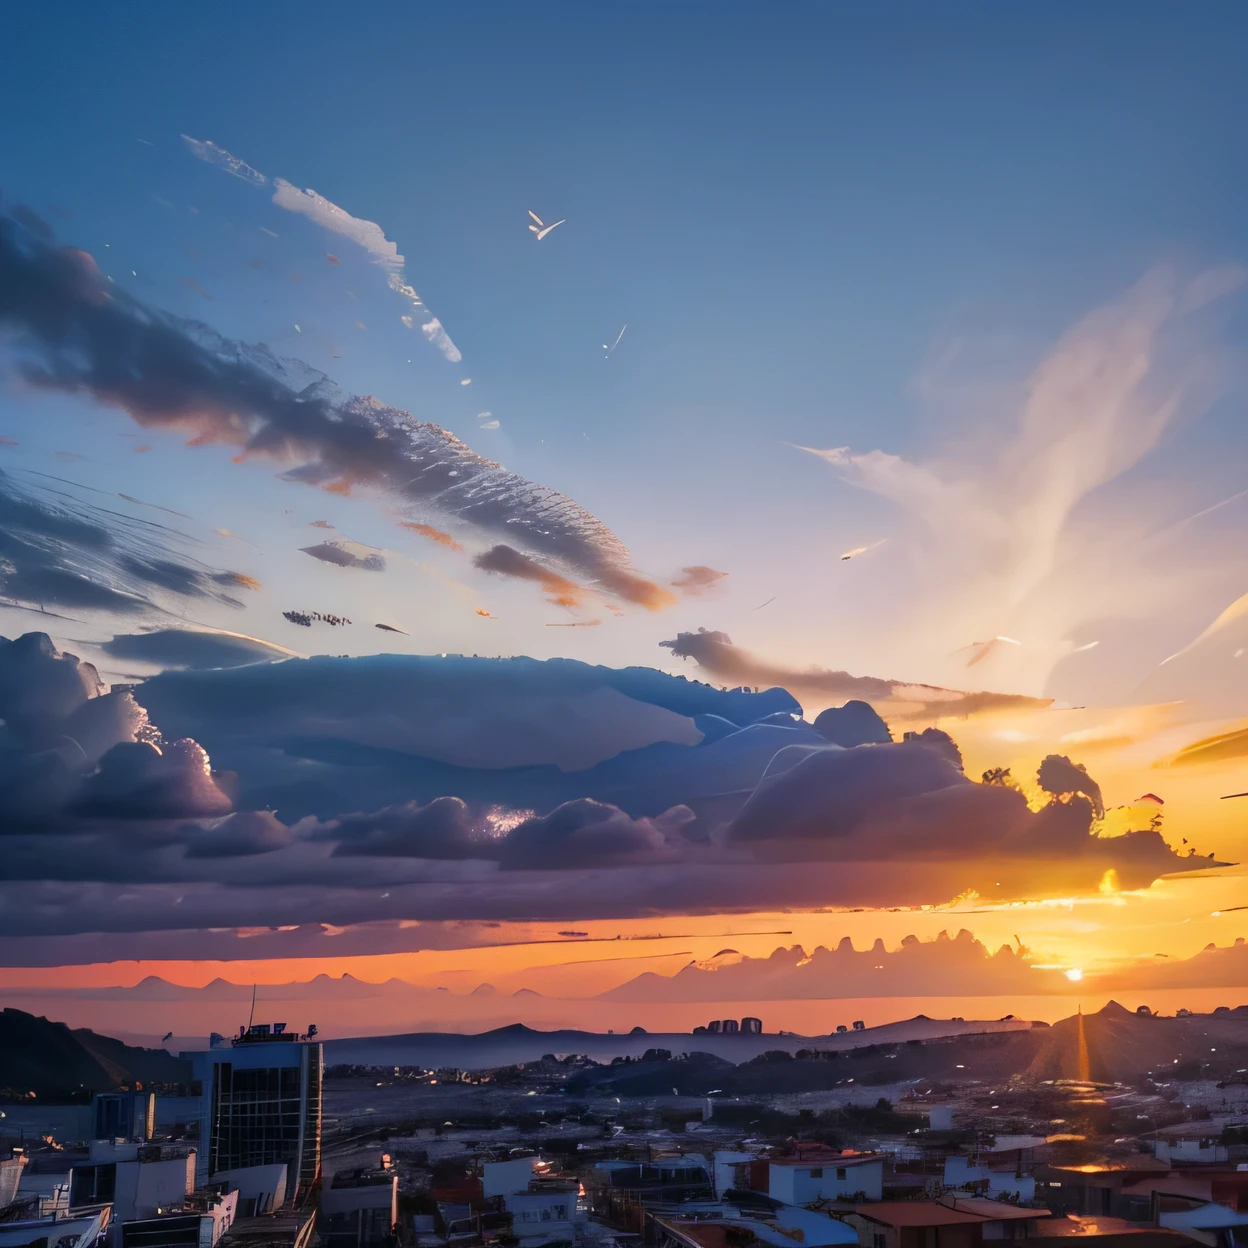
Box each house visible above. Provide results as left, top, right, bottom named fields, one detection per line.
left=505, top=1188, right=584, bottom=1245
left=483, top=1157, right=541, bottom=1200
left=320, top=1166, right=398, bottom=1248
left=844, top=1196, right=1051, bottom=1248
left=69, top=1143, right=197, bottom=1225
left=651, top=1203, right=858, bottom=1248
left=944, top=1157, right=1035, bottom=1204
left=712, top=1152, right=760, bottom=1199
left=768, top=1151, right=884, bottom=1204
left=115, top=1189, right=237, bottom=1248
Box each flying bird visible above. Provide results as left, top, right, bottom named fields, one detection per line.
left=1135, top=793, right=1165, bottom=806
left=754, top=595, right=778, bottom=611
left=603, top=325, right=627, bottom=357
left=375, top=623, right=408, bottom=635
left=162, top=1031, right=173, bottom=1042
left=528, top=210, right=565, bottom=241
left=840, top=538, right=886, bottom=561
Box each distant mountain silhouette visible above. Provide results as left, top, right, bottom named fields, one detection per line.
left=0, top=1008, right=190, bottom=1099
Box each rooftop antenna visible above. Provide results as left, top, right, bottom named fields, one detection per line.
left=248, top=983, right=257, bottom=1031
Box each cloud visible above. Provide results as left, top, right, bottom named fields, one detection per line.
left=1036, top=753, right=1105, bottom=818
left=672, top=566, right=728, bottom=595
left=183, top=810, right=293, bottom=858
left=73, top=738, right=232, bottom=820
left=100, top=628, right=298, bottom=670
left=812, top=700, right=892, bottom=747
left=474, top=544, right=588, bottom=609
left=795, top=269, right=1245, bottom=701
left=660, top=627, right=1050, bottom=718
left=180, top=136, right=267, bottom=187
left=418, top=317, right=462, bottom=364
left=183, top=136, right=462, bottom=365
left=498, top=800, right=695, bottom=870
left=0, top=638, right=1200, bottom=942
left=300, top=540, right=386, bottom=571
left=0, top=214, right=668, bottom=608
left=0, top=469, right=248, bottom=617
left=327, top=796, right=483, bottom=859
left=399, top=522, right=463, bottom=552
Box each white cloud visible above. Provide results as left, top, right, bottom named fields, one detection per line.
left=180, top=135, right=267, bottom=187
left=181, top=138, right=461, bottom=365
left=420, top=317, right=463, bottom=363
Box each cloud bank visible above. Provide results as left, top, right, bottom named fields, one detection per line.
left=0, top=635, right=1202, bottom=951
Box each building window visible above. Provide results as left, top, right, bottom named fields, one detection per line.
left=809, top=1168, right=823, bottom=1178
left=837, top=1168, right=847, bottom=1180
left=873, top=1235, right=886, bottom=1248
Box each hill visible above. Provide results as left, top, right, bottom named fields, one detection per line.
left=0, top=1008, right=191, bottom=1100
left=1026, top=1000, right=1248, bottom=1083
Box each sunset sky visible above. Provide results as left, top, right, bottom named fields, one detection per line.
left=3, top=3, right=1248, bottom=1044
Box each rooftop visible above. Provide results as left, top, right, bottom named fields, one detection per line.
left=853, top=1200, right=1050, bottom=1228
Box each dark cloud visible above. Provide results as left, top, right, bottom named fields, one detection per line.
left=0, top=468, right=249, bottom=616
left=661, top=627, right=1052, bottom=719
left=100, top=628, right=294, bottom=670
left=0, top=638, right=1199, bottom=943
left=0, top=631, right=233, bottom=830
left=498, top=800, right=695, bottom=870
left=74, top=738, right=233, bottom=820
left=0, top=213, right=670, bottom=608
left=328, top=796, right=482, bottom=859
left=300, top=541, right=386, bottom=571
left=813, top=699, right=892, bottom=747
left=183, top=810, right=293, bottom=858
left=1036, top=753, right=1105, bottom=819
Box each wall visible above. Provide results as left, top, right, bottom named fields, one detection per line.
left=770, top=1161, right=884, bottom=1204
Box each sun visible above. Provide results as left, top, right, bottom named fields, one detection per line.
left=1066, top=968, right=1084, bottom=982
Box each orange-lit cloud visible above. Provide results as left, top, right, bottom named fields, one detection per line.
left=400, top=521, right=463, bottom=552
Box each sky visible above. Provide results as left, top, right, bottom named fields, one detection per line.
left=3, top=2, right=1248, bottom=1043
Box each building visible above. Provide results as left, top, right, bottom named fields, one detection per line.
left=0, top=1152, right=27, bottom=1209
left=93, top=1094, right=156, bottom=1144
left=741, top=1018, right=762, bottom=1035
left=68, top=1143, right=196, bottom=1224
left=768, top=1151, right=884, bottom=1205
left=482, top=1157, right=541, bottom=1200
left=320, top=1167, right=398, bottom=1248
left=116, top=1190, right=238, bottom=1248
left=183, top=1029, right=322, bottom=1200
left=652, top=1204, right=858, bottom=1248
left=0, top=1207, right=110, bottom=1248
left=711, top=1151, right=759, bottom=1199
left=210, top=1166, right=289, bottom=1219
left=943, top=1156, right=1035, bottom=1204
left=844, top=1197, right=1051, bottom=1248
left=505, top=1189, right=583, bottom=1245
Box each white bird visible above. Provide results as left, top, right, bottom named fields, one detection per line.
left=528, top=210, right=565, bottom=241
left=603, top=324, right=627, bottom=357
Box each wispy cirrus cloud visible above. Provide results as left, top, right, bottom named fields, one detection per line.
left=182, top=134, right=462, bottom=363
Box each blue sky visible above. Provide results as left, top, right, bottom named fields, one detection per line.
left=2, top=1, right=1248, bottom=694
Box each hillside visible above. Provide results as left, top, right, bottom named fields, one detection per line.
left=1026, top=1000, right=1248, bottom=1083
left=0, top=1008, right=191, bottom=1100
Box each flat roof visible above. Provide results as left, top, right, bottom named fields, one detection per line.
left=854, top=1201, right=1046, bottom=1228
